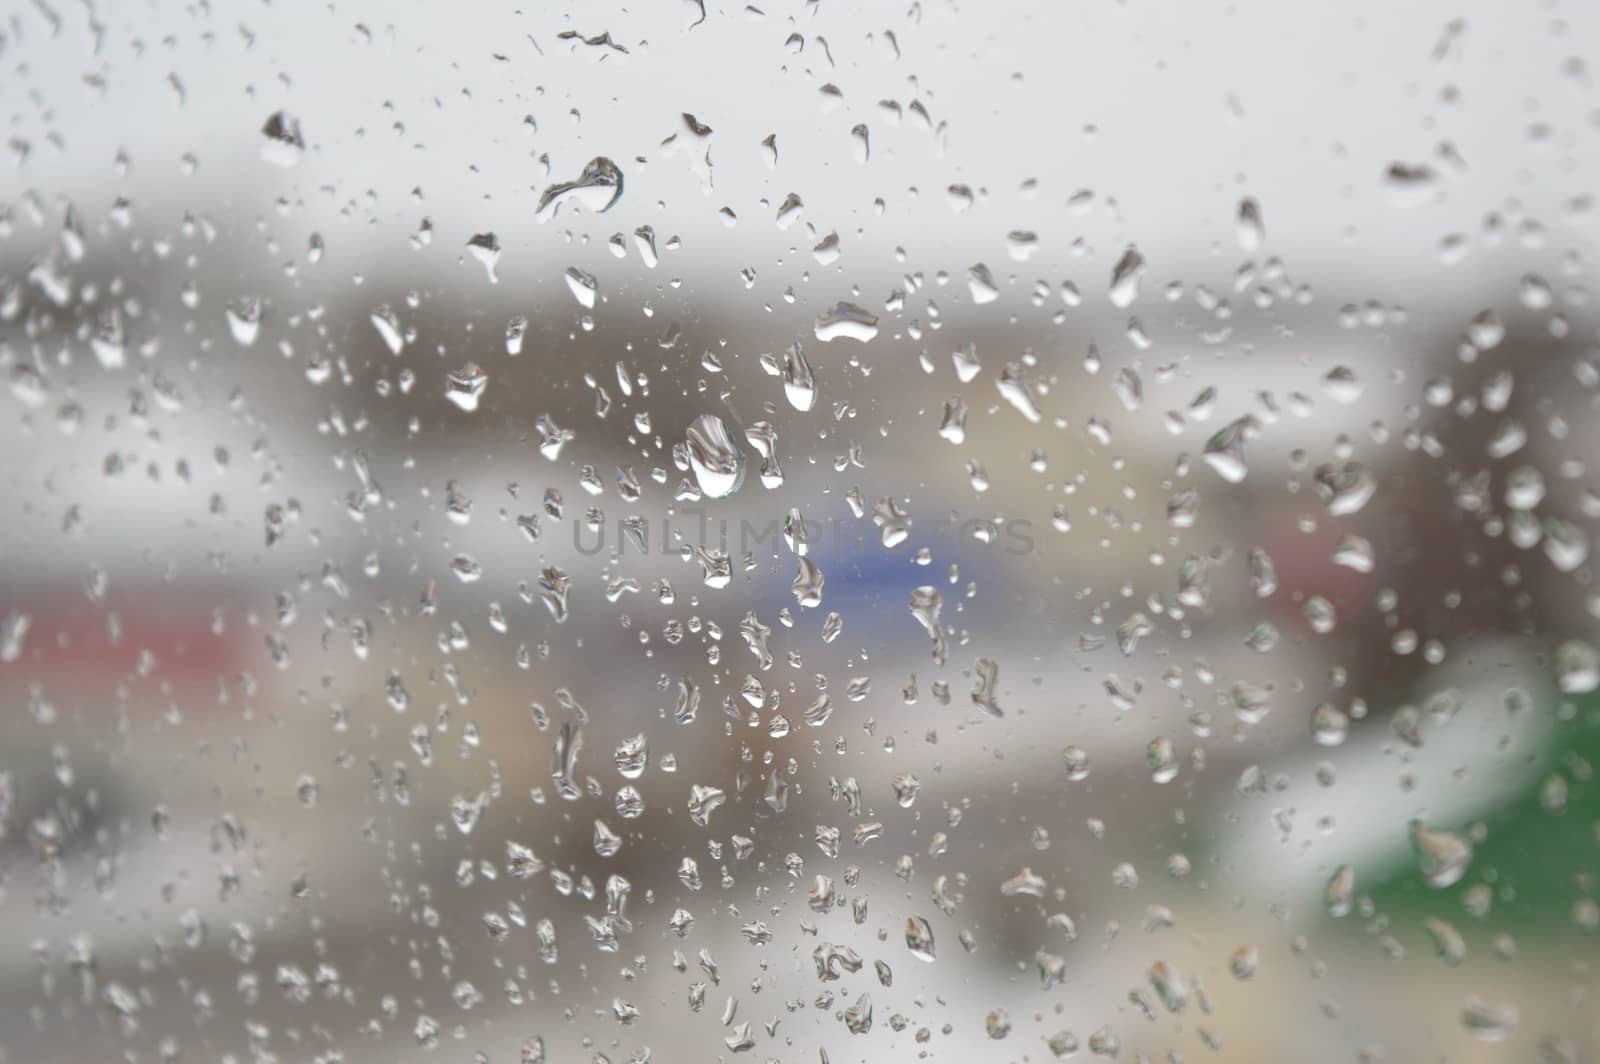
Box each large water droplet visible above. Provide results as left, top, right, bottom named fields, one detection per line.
left=814, top=301, right=879, bottom=342
left=996, top=362, right=1042, bottom=422
left=225, top=298, right=263, bottom=347
left=1461, top=998, right=1517, bottom=1042
left=781, top=342, right=816, bottom=411
left=370, top=304, right=405, bottom=355
left=1325, top=864, right=1355, bottom=917
left=1203, top=416, right=1257, bottom=483
left=536, top=157, right=624, bottom=218
left=1412, top=821, right=1473, bottom=888
left=565, top=266, right=599, bottom=309
left=444, top=363, right=487, bottom=412
left=1557, top=639, right=1600, bottom=693
left=1109, top=245, right=1144, bottom=308
left=260, top=110, right=304, bottom=167
left=905, top=916, right=936, bottom=961
left=685, top=414, right=746, bottom=499
left=466, top=232, right=502, bottom=283
left=1236, top=197, right=1264, bottom=252
left=909, top=586, right=948, bottom=665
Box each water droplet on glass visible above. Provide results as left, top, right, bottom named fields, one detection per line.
left=781, top=342, right=817, bottom=411
left=1332, top=535, right=1375, bottom=573
left=466, top=232, right=502, bottom=283
left=1236, top=197, right=1264, bottom=252
left=1304, top=596, right=1338, bottom=634
left=971, top=657, right=1004, bottom=718
left=225, top=298, right=263, bottom=347
left=1203, top=416, right=1257, bottom=483
left=1412, top=821, right=1473, bottom=888
left=791, top=556, right=825, bottom=607
left=873, top=497, right=912, bottom=548
left=565, top=266, right=599, bottom=309
left=1556, top=639, right=1600, bottom=693
left=968, top=262, right=1000, bottom=304
left=939, top=397, right=968, bottom=443
left=260, top=110, right=304, bottom=166
left=1314, top=461, right=1376, bottom=515
left=1325, top=864, right=1356, bottom=917
left=814, top=301, right=879, bottom=342
left=536, top=156, right=624, bottom=218
left=1311, top=703, right=1350, bottom=746
left=1109, top=245, right=1145, bottom=308
left=444, top=363, right=487, bottom=412
left=905, top=916, right=936, bottom=961
left=909, top=587, right=948, bottom=665
left=370, top=304, right=405, bottom=355
left=538, top=566, right=570, bottom=622
left=685, top=414, right=746, bottom=499
left=953, top=341, right=982, bottom=383
left=505, top=315, right=528, bottom=355
left=1148, top=961, right=1189, bottom=1012
left=996, top=362, right=1042, bottom=422
left=1384, top=161, right=1439, bottom=206
left=1423, top=916, right=1467, bottom=965
left=1114, top=367, right=1143, bottom=411
left=1248, top=548, right=1279, bottom=597
left=1461, top=998, right=1517, bottom=1042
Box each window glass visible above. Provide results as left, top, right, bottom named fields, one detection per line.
left=1, top=3, right=1596, bottom=1061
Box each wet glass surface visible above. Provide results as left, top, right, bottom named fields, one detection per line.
left=1, top=2, right=1598, bottom=1061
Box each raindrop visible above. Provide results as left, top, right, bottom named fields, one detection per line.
left=1332, top=536, right=1375, bottom=573
left=465, top=232, right=502, bottom=283
left=1309, top=702, right=1349, bottom=746
left=814, top=301, right=879, bottom=342
left=370, top=305, right=405, bottom=355
left=968, top=263, right=1000, bottom=304
left=1236, top=197, right=1264, bottom=252
left=225, top=298, right=263, bottom=347
left=781, top=342, right=817, bottom=411
left=792, top=556, right=825, bottom=607
left=939, top=398, right=968, bottom=444
left=685, top=414, right=746, bottom=499
left=1203, top=417, right=1257, bottom=483
left=1304, top=596, right=1338, bottom=634
left=996, top=363, right=1042, bottom=422
left=1109, top=245, right=1145, bottom=308
left=444, top=363, right=487, bottom=412
left=1314, top=462, right=1377, bottom=515
left=905, top=916, right=936, bottom=961
left=1556, top=639, right=1600, bottom=693
left=1412, top=821, right=1473, bottom=888
left=536, top=156, right=624, bottom=218
left=505, top=315, right=528, bottom=355
left=565, top=266, right=599, bottom=309
left=260, top=110, right=304, bottom=166
left=1461, top=998, right=1517, bottom=1042
left=1326, top=865, right=1356, bottom=917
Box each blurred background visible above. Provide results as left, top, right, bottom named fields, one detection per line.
left=1, top=0, right=1597, bottom=1060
